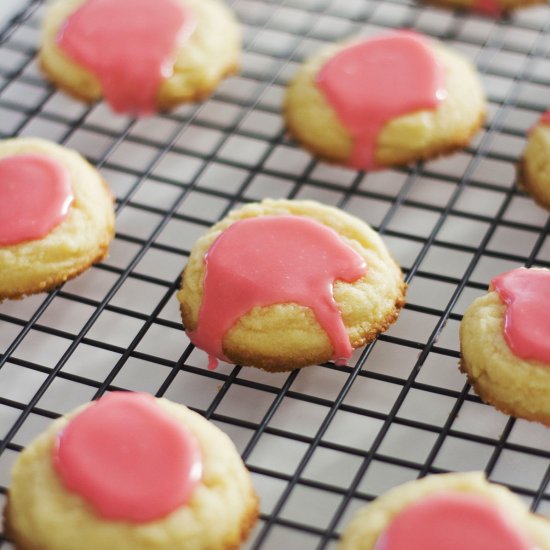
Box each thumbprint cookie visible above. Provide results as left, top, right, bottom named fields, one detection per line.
left=40, top=0, right=241, bottom=115
left=460, top=267, right=550, bottom=424
left=5, top=392, right=259, bottom=550
left=284, top=30, right=485, bottom=171
left=0, top=137, right=114, bottom=301
left=339, top=472, right=550, bottom=550
left=178, top=199, right=406, bottom=372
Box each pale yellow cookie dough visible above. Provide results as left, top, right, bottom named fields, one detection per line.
left=460, top=269, right=550, bottom=424
left=178, top=199, right=406, bottom=372
left=520, top=121, right=550, bottom=211
left=339, top=472, right=550, bottom=550
left=6, top=397, right=259, bottom=550
left=284, top=36, right=485, bottom=169
left=0, top=138, right=114, bottom=301
left=40, top=0, right=241, bottom=111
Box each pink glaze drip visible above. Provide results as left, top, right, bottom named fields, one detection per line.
left=0, top=153, right=73, bottom=247
left=474, top=0, right=503, bottom=16
left=492, top=268, right=550, bottom=364
left=57, top=0, right=197, bottom=115
left=527, top=111, right=550, bottom=135
left=54, top=392, right=203, bottom=523
left=374, top=492, right=535, bottom=550
left=315, top=31, right=446, bottom=171
left=189, top=215, right=367, bottom=370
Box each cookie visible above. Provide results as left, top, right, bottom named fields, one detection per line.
left=284, top=30, right=485, bottom=171
left=0, top=138, right=114, bottom=301
left=339, top=472, right=550, bottom=550
left=177, top=199, right=406, bottom=373
left=460, top=267, right=550, bottom=424
left=5, top=392, right=259, bottom=550
left=421, top=0, right=545, bottom=16
left=519, top=112, right=550, bottom=210
left=40, top=0, right=241, bottom=115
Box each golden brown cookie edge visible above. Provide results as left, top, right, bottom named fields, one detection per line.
left=516, top=158, right=550, bottom=212
left=4, top=483, right=260, bottom=550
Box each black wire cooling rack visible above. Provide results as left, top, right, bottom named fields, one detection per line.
left=2, top=0, right=550, bottom=548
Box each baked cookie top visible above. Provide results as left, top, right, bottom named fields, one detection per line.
left=284, top=30, right=485, bottom=171
left=53, top=392, right=203, bottom=522
left=178, top=199, right=406, bottom=372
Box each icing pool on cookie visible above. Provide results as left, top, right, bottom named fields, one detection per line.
left=492, top=268, right=550, bottom=364
left=54, top=392, right=203, bottom=522
left=315, top=31, right=446, bottom=170
left=189, top=215, right=367, bottom=370
left=0, top=153, right=73, bottom=247
left=57, top=0, right=197, bottom=115
left=373, top=492, right=535, bottom=550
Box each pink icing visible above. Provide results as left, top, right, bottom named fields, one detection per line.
left=527, top=111, right=550, bottom=135
left=54, top=392, right=203, bottom=522
left=57, top=0, right=197, bottom=115
left=492, top=268, right=550, bottom=364
left=315, top=31, right=446, bottom=171
left=0, top=153, right=73, bottom=246
left=474, top=0, right=503, bottom=16
left=189, top=215, right=367, bottom=370
left=374, top=492, right=535, bottom=550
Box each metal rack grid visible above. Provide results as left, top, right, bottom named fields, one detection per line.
left=1, top=0, right=550, bottom=548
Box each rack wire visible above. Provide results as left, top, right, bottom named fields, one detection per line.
left=1, top=0, right=550, bottom=548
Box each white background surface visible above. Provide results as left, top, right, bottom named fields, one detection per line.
left=0, top=1, right=25, bottom=30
